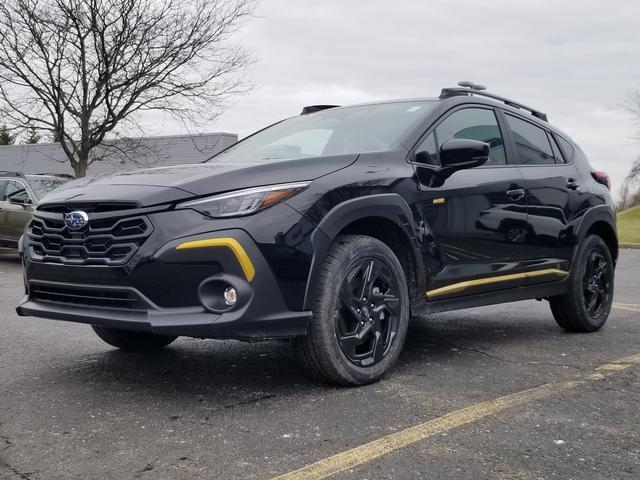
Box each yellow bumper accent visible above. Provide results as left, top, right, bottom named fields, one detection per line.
left=175, top=238, right=256, bottom=282
left=426, top=268, right=568, bottom=299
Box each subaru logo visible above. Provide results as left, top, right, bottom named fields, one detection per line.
left=64, top=211, right=89, bottom=230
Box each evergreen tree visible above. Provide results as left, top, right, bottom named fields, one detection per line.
left=25, top=125, right=40, bottom=144
left=0, top=124, right=16, bottom=145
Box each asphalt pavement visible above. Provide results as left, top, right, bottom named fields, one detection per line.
left=1, top=249, right=639, bottom=479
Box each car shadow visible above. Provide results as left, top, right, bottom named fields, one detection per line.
left=38, top=307, right=571, bottom=407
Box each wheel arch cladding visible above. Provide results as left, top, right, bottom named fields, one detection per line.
left=303, top=194, right=424, bottom=310
left=586, top=221, right=618, bottom=263
left=577, top=205, right=618, bottom=264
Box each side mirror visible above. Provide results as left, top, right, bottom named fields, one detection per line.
left=439, top=139, right=490, bottom=171
left=8, top=192, right=32, bottom=207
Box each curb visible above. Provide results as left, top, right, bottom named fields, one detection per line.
left=620, top=243, right=640, bottom=249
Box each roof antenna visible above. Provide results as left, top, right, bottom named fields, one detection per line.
left=458, top=80, right=486, bottom=91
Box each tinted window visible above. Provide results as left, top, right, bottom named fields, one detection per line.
left=435, top=108, right=506, bottom=166
left=414, top=132, right=437, bottom=165
left=549, top=136, right=565, bottom=163
left=554, top=135, right=574, bottom=162
left=505, top=114, right=555, bottom=165
left=209, top=101, right=436, bottom=163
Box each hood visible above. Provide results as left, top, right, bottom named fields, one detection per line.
left=41, top=154, right=358, bottom=207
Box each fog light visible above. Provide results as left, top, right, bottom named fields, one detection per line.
left=223, top=286, right=238, bottom=306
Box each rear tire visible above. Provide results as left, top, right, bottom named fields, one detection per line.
left=549, top=235, right=614, bottom=332
left=293, top=235, right=410, bottom=386
left=92, top=326, right=177, bottom=351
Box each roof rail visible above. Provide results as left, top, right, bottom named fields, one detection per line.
left=0, top=171, right=25, bottom=178
left=440, top=82, right=548, bottom=122
left=300, top=105, right=340, bottom=115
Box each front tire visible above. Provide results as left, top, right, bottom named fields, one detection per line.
left=293, top=235, right=410, bottom=386
left=92, top=326, right=177, bottom=351
left=549, top=235, right=614, bottom=332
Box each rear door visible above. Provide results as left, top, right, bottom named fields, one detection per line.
left=500, top=112, right=581, bottom=278
left=411, top=106, right=530, bottom=299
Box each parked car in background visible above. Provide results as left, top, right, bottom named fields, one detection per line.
left=0, top=172, right=71, bottom=248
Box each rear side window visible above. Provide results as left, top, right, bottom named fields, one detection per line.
left=505, top=114, right=555, bottom=165
left=434, top=108, right=506, bottom=166
left=554, top=135, right=575, bottom=163
left=549, top=136, right=565, bottom=163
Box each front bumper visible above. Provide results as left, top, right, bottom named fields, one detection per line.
left=17, top=222, right=312, bottom=339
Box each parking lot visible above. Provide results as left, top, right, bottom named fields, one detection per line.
left=0, top=249, right=638, bottom=479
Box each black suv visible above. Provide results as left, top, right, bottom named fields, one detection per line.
left=16, top=83, right=617, bottom=385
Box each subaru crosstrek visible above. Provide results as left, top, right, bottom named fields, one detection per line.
left=16, top=83, right=617, bottom=385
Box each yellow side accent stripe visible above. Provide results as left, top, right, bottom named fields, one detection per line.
left=426, top=268, right=568, bottom=299
left=175, top=238, right=255, bottom=282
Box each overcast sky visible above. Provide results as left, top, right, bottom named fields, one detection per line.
left=143, top=0, right=640, bottom=197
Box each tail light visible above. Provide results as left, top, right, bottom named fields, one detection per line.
left=591, top=171, right=611, bottom=190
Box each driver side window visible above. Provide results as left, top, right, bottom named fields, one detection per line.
left=2, top=180, right=30, bottom=202
left=415, top=108, right=507, bottom=166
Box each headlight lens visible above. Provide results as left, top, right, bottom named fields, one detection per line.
left=177, top=182, right=310, bottom=218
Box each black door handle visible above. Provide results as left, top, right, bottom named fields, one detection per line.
left=566, top=179, right=580, bottom=190
left=506, top=188, right=525, bottom=201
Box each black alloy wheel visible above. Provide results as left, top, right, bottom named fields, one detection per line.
left=293, top=235, right=410, bottom=386
left=582, top=250, right=611, bottom=318
left=335, top=258, right=401, bottom=367
left=550, top=235, right=614, bottom=332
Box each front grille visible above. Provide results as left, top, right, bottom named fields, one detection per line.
left=27, top=214, right=153, bottom=266
left=30, top=282, right=147, bottom=310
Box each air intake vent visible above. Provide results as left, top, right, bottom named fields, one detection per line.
left=30, top=282, right=146, bottom=310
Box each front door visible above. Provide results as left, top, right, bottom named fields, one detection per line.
left=0, top=180, right=33, bottom=244
left=411, top=106, right=529, bottom=299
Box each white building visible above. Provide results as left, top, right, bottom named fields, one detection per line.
left=0, top=132, right=237, bottom=177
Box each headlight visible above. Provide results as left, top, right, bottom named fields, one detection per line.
left=177, top=182, right=310, bottom=218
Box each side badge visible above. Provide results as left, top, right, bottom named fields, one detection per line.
left=432, top=197, right=446, bottom=205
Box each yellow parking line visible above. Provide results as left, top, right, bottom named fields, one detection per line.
left=613, top=303, right=640, bottom=313
left=271, top=354, right=640, bottom=480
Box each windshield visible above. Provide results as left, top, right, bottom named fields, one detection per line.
left=208, top=101, right=435, bottom=163
left=26, top=176, right=68, bottom=198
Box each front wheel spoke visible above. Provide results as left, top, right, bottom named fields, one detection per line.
left=339, top=282, right=360, bottom=314
left=363, top=260, right=385, bottom=298
left=371, top=331, right=385, bottom=363
left=338, top=334, right=362, bottom=357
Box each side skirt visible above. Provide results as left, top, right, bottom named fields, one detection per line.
left=412, top=278, right=570, bottom=315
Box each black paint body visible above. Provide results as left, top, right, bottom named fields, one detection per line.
left=16, top=95, right=618, bottom=338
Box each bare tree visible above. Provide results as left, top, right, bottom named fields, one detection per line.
left=617, top=90, right=640, bottom=209
left=618, top=156, right=640, bottom=210
left=0, top=0, right=255, bottom=177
